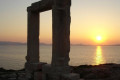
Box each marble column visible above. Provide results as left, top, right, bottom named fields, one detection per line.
left=25, top=10, right=40, bottom=79
left=52, top=0, right=71, bottom=67
left=26, top=11, right=39, bottom=63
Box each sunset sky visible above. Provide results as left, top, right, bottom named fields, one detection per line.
left=0, top=0, right=120, bottom=45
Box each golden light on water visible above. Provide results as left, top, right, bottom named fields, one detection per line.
left=95, top=46, right=105, bottom=65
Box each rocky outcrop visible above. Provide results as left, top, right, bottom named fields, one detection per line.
left=72, top=63, right=120, bottom=80
left=0, top=68, right=25, bottom=80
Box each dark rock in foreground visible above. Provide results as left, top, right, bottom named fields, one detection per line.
left=1, top=63, right=120, bottom=80
left=71, top=63, right=120, bottom=80
left=0, top=68, right=25, bottom=80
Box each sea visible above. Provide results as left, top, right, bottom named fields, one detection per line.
left=0, top=45, right=120, bottom=70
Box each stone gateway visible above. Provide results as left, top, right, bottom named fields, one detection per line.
left=25, top=0, right=80, bottom=80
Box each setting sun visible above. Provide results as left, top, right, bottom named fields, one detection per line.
left=96, top=36, right=102, bottom=41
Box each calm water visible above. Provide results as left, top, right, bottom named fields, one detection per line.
left=0, top=45, right=120, bottom=70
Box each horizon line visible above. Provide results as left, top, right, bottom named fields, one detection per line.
left=0, top=41, right=120, bottom=46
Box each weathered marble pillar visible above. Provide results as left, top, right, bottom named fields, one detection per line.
left=26, top=11, right=39, bottom=63
left=25, top=10, right=40, bottom=79
left=52, top=0, right=71, bottom=67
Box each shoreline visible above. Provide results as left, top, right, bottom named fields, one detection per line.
left=1, top=63, right=120, bottom=80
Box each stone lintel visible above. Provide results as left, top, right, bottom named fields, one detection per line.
left=54, top=0, right=71, bottom=7
left=27, top=0, right=53, bottom=12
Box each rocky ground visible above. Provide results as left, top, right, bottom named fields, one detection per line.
left=0, top=68, right=25, bottom=80
left=71, top=63, right=120, bottom=80
left=1, top=63, right=120, bottom=80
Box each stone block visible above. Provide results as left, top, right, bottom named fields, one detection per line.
left=62, top=73, right=80, bottom=80
left=34, top=72, right=42, bottom=80
left=25, top=62, right=46, bottom=72
left=42, top=64, right=70, bottom=74
left=42, top=64, right=52, bottom=73
left=42, top=64, right=78, bottom=80
left=25, top=62, right=46, bottom=80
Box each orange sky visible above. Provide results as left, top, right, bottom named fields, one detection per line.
left=0, top=0, right=120, bottom=45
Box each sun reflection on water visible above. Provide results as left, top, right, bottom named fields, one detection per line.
left=95, top=46, right=105, bottom=65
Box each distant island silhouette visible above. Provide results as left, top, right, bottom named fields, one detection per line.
left=0, top=41, right=120, bottom=46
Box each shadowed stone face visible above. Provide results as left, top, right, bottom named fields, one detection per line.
left=27, top=11, right=39, bottom=63
left=52, top=0, right=71, bottom=67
